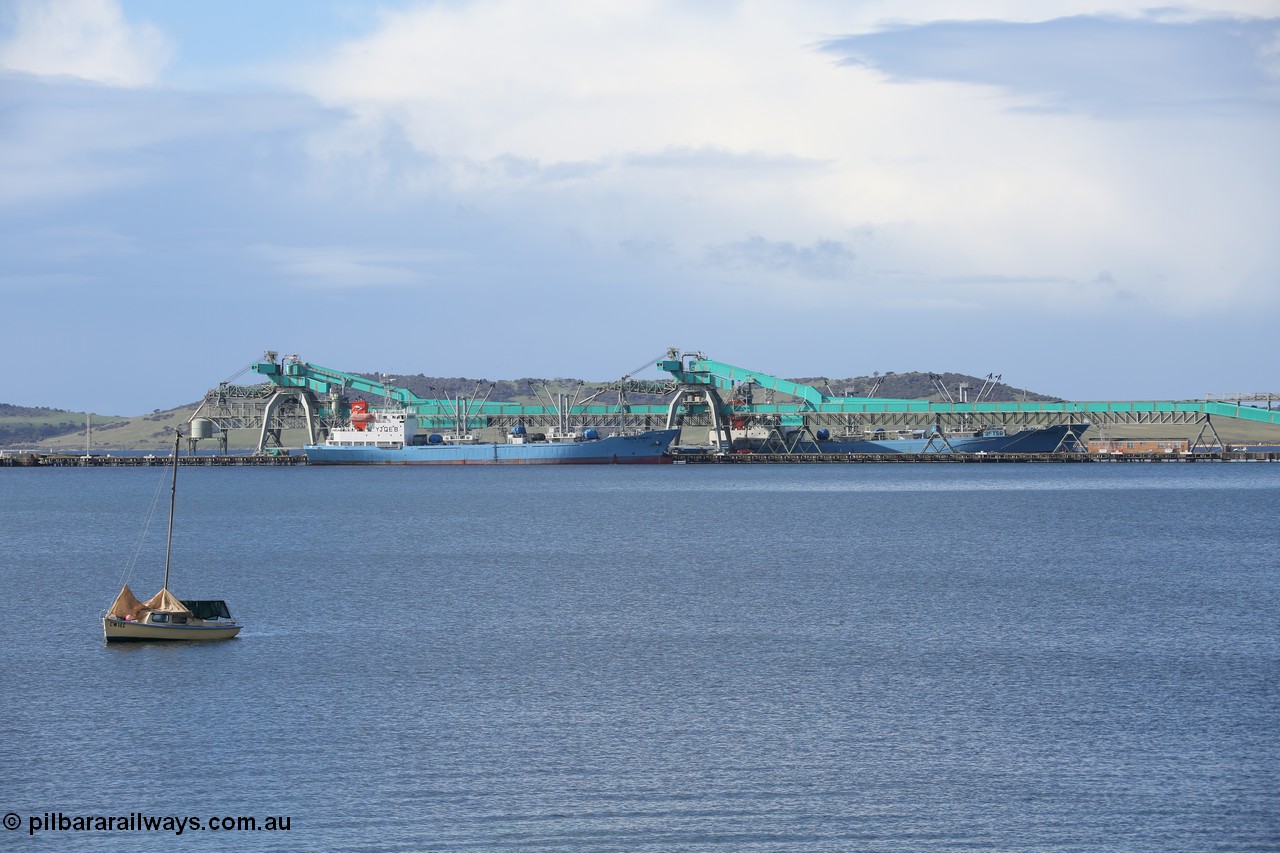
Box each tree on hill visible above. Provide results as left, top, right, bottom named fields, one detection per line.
left=0, top=403, right=73, bottom=418
left=778, top=372, right=1060, bottom=402
left=0, top=421, right=83, bottom=446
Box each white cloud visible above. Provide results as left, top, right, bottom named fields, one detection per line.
left=2, top=0, right=1277, bottom=409
left=0, top=0, right=173, bottom=86
left=2, top=1, right=1276, bottom=339
left=705, top=235, right=857, bottom=281
left=269, top=1, right=1277, bottom=317
left=821, top=16, right=1280, bottom=116
left=255, top=244, right=459, bottom=289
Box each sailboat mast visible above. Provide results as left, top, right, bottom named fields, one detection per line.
left=163, top=431, right=179, bottom=591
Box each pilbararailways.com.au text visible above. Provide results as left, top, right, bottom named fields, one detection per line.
left=7, top=811, right=291, bottom=836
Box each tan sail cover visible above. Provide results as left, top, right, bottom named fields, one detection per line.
left=141, top=588, right=192, bottom=615
left=106, top=584, right=145, bottom=620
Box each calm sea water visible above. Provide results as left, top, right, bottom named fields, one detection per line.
left=1, top=463, right=1277, bottom=851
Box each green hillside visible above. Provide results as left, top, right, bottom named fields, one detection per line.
left=0, top=405, right=129, bottom=448
left=1, top=405, right=196, bottom=451
left=369, top=370, right=1060, bottom=405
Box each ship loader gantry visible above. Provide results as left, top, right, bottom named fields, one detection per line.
left=194, top=352, right=680, bottom=453
left=655, top=350, right=1280, bottom=455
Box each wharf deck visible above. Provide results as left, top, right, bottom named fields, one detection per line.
left=5, top=451, right=1276, bottom=467
left=0, top=453, right=305, bottom=467
left=669, top=451, right=1280, bottom=463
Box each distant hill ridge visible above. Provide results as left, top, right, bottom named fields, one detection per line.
left=0, top=403, right=104, bottom=446
left=372, top=370, right=1062, bottom=404
left=0, top=403, right=75, bottom=418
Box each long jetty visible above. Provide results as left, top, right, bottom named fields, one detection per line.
left=669, top=450, right=1279, bottom=463
left=3, top=450, right=1277, bottom=467
left=0, top=453, right=305, bottom=467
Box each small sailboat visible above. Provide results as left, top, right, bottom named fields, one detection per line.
left=102, top=432, right=242, bottom=642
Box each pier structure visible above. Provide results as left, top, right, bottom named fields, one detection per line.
left=0, top=453, right=304, bottom=467
left=656, top=352, right=1280, bottom=453
left=189, top=350, right=1280, bottom=454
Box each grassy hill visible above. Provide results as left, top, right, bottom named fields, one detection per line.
left=0, top=404, right=130, bottom=448
left=370, top=370, right=1060, bottom=406
left=1, top=405, right=197, bottom=451
left=795, top=372, right=1060, bottom=402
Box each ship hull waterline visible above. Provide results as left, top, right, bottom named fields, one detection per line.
left=305, top=429, right=680, bottom=466
left=801, top=423, right=1090, bottom=455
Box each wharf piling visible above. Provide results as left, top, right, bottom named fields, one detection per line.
left=5, top=450, right=1277, bottom=467
left=668, top=450, right=1280, bottom=463
left=0, top=453, right=306, bottom=467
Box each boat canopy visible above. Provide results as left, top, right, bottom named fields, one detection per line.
left=141, top=588, right=192, bottom=615
left=181, top=600, right=232, bottom=620
left=106, top=584, right=144, bottom=620
left=107, top=586, right=197, bottom=620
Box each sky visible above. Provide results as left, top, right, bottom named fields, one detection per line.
left=1, top=0, right=1277, bottom=413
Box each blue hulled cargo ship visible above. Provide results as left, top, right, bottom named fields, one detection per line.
left=717, top=422, right=1089, bottom=454
left=305, top=406, right=677, bottom=465
left=812, top=422, right=1089, bottom=454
